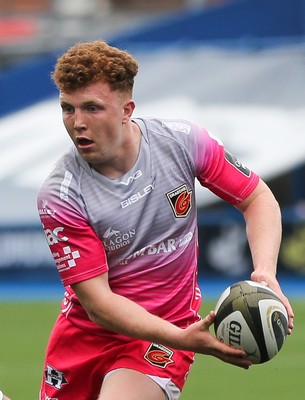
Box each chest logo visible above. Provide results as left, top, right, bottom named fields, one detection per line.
left=166, top=184, right=192, bottom=218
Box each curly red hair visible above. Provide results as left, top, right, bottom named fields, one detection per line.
left=52, top=41, right=138, bottom=95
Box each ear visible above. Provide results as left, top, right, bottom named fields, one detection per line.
left=122, top=99, right=136, bottom=124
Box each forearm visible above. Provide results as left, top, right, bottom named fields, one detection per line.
left=245, top=191, right=281, bottom=275
left=237, top=180, right=282, bottom=277
left=92, top=293, right=183, bottom=346
left=239, top=183, right=295, bottom=332
left=72, top=278, right=185, bottom=350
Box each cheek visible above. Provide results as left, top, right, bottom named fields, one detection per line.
left=62, top=116, right=73, bottom=131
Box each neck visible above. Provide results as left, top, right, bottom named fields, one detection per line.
left=92, top=121, right=141, bottom=179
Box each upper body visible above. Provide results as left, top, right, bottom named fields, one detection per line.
left=38, top=116, right=258, bottom=333
left=37, top=41, right=294, bottom=368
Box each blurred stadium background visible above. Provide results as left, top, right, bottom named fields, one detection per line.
left=1, top=0, right=305, bottom=297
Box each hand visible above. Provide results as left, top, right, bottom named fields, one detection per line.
left=251, top=271, right=294, bottom=334
left=182, top=311, right=252, bottom=369
left=0, top=391, right=11, bottom=400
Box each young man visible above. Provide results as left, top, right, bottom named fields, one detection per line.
left=34, top=41, right=293, bottom=400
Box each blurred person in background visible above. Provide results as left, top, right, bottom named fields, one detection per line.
left=31, top=40, right=294, bottom=400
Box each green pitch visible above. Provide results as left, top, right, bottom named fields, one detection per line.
left=0, top=300, right=303, bottom=400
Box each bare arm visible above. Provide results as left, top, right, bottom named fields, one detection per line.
left=71, top=275, right=251, bottom=369
left=236, top=178, right=294, bottom=332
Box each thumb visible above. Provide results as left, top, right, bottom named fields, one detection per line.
left=201, top=310, right=216, bottom=329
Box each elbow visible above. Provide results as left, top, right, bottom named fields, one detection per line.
left=84, top=304, right=113, bottom=331
left=85, top=306, right=103, bottom=326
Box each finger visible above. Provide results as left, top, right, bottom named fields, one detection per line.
left=220, top=353, right=252, bottom=370
left=274, top=294, right=294, bottom=334
left=214, top=341, right=252, bottom=368
left=251, top=274, right=295, bottom=334
left=208, top=343, right=252, bottom=369
left=287, top=310, right=295, bottom=335
left=200, top=310, right=216, bottom=329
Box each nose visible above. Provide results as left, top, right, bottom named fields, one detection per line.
left=73, top=110, right=87, bottom=131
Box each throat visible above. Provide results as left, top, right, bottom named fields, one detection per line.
left=91, top=123, right=142, bottom=179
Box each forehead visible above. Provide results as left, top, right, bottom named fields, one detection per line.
left=60, top=80, right=121, bottom=104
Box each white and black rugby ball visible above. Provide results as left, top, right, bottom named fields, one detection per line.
left=214, top=280, right=288, bottom=364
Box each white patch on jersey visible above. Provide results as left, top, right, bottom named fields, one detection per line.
left=162, top=121, right=191, bottom=135
left=195, top=286, right=202, bottom=301
left=206, top=130, right=224, bottom=146
left=60, top=170, right=73, bottom=201
left=63, top=246, right=80, bottom=268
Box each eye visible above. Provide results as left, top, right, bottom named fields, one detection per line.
left=86, top=104, right=101, bottom=112
left=61, top=104, right=74, bottom=114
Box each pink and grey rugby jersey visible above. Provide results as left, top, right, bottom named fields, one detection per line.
left=38, top=118, right=259, bottom=334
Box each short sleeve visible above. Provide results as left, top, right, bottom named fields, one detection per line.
left=37, top=170, right=108, bottom=286
left=193, top=128, right=259, bottom=205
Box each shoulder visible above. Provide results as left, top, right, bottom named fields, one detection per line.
left=39, top=146, right=85, bottom=190
left=135, top=117, right=194, bottom=135
left=134, top=117, right=210, bottom=147
left=37, top=146, right=89, bottom=215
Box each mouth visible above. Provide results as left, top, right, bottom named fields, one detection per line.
left=76, top=136, right=94, bottom=149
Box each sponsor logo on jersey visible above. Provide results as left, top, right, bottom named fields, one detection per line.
left=119, top=232, right=193, bottom=265
left=60, top=170, right=73, bottom=201
left=44, top=226, right=69, bottom=246
left=38, top=200, right=57, bottom=216
left=144, top=343, right=174, bottom=368
left=179, top=232, right=193, bottom=246
left=120, top=169, right=143, bottom=185
left=225, top=150, right=251, bottom=177
left=166, top=184, right=192, bottom=218
left=53, top=245, right=81, bottom=272
left=121, top=182, right=155, bottom=208
left=44, top=365, right=68, bottom=390
left=162, top=121, right=191, bottom=135
left=103, top=227, right=136, bottom=252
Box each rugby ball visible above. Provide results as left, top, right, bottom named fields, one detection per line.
left=214, top=280, right=288, bottom=364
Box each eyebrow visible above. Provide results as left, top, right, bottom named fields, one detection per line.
left=60, top=100, right=103, bottom=107
left=60, top=101, right=71, bottom=107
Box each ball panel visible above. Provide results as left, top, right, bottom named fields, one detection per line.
left=214, top=286, right=232, bottom=314
left=258, top=298, right=288, bottom=360
left=215, top=310, right=262, bottom=364
left=214, top=280, right=288, bottom=364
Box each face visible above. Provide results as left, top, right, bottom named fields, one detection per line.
left=60, top=80, right=135, bottom=174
